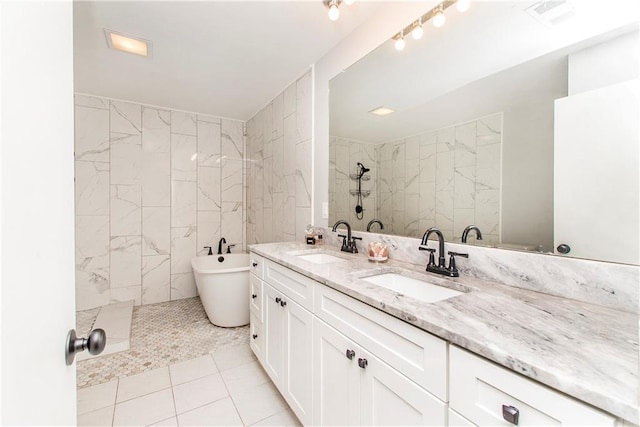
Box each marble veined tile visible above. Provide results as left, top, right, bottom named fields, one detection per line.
left=171, top=272, right=197, bottom=300
left=435, top=190, right=454, bottom=233
left=222, top=159, right=243, bottom=203
left=263, top=104, right=273, bottom=157
left=283, top=115, right=296, bottom=175
left=110, top=184, right=142, bottom=236
left=75, top=105, right=109, bottom=162
left=142, top=151, right=171, bottom=207
left=197, top=211, right=221, bottom=255
left=142, top=207, right=170, bottom=256
left=171, top=111, right=196, bottom=136
left=454, top=167, right=476, bottom=210
left=110, top=100, right=141, bottom=135
left=142, top=107, right=170, bottom=154
left=477, top=112, right=503, bottom=146
left=221, top=202, right=243, bottom=249
left=454, top=121, right=477, bottom=168
left=419, top=181, right=436, bottom=221
left=295, top=139, right=311, bottom=207
left=76, top=161, right=109, bottom=216
left=171, top=181, right=197, bottom=228
left=198, top=166, right=221, bottom=211
left=437, top=127, right=454, bottom=152
left=296, top=71, right=312, bottom=143
left=75, top=94, right=109, bottom=110
left=435, top=151, right=454, bottom=192
left=76, top=215, right=110, bottom=310
left=110, top=236, right=142, bottom=288
left=405, top=136, right=419, bottom=159
left=171, top=134, right=197, bottom=182
left=197, top=121, right=221, bottom=167
left=272, top=137, right=283, bottom=193
left=272, top=93, right=284, bottom=140
left=222, top=119, right=244, bottom=160
left=111, top=133, right=142, bottom=185
left=475, top=189, right=500, bottom=235
left=476, top=143, right=501, bottom=191
left=170, top=226, right=196, bottom=274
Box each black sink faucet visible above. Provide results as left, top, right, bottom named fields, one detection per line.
left=419, top=227, right=468, bottom=277
left=461, top=225, right=483, bottom=243
left=366, top=219, right=384, bottom=232
left=332, top=220, right=361, bottom=253
left=217, top=237, right=226, bottom=255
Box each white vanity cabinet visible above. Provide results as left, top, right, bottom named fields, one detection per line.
left=249, top=251, right=626, bottom=426
left=258, top=258, right=314, bottom=426
left=313, top=284, right=447, bottom=426
left=449, top=346, right=617, bottom=426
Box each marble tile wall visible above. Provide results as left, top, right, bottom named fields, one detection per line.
left=75, top=94, right=245, bottom=310
left=328, top=137, right=378, bottom=232
left=377, top=113, right=503, bottom=243
left=246, top=70, right=312, bottom=245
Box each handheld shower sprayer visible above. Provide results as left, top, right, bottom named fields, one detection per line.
left=357, top=162, right=371, bottom=177
left=354, top=162, right=370, bottom=219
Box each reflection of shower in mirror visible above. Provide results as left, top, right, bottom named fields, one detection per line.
left=353, top=162, right=370, bottom=220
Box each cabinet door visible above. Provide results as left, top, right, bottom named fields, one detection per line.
left=283, top=296, right=314, bottom=426
left=249, top=313, right=264, bottom=362
left=313, top=318, right=360, bottom=427
left=360, top=350, right=446, bottom=426
left=263, top=283, right=284, bottom=385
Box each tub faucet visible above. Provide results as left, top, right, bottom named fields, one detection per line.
left=366, top=219, right=384, bottom=232
left=419, top=227, right=467, bottom=277
left=461, top=225, right=483, bottom=243
left=217, top=237, right=226, bottom=255
left=332, top=220, right=361, bottom=254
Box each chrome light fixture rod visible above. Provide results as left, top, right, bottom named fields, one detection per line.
left=392, top=0, right=458, bottom=43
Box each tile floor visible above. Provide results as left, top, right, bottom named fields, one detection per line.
left=77, top=344, right=301, bottom=426
left=77, top=298, right=248, bottom=388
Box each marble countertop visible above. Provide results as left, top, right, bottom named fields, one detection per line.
left=249, top=242, right=639, bottom=423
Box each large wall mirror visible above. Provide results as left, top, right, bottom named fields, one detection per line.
left=328, top=1, right=639, bottom=265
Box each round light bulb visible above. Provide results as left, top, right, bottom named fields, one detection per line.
left=411, top=24, right=424, bottom=40
left=456, top=0, right=470, bottom=12
left=328, top=3, right=340, bottom=21
left=394, top=36, right=406, bottom=51
left=433, top=10, right=446, bottom=27
left=344, top=0, right=355, bottom=5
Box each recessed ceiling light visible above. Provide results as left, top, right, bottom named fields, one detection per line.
left=369, top=106, right=396, bottom=116
left=104, top=29, right=152, bottom=57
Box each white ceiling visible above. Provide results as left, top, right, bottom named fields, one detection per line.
left=330, top=0, right=640, bottom=143
left=73, top=0, right=382, bottom=120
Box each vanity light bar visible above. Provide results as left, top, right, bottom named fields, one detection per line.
left=392, top=0, right=467, bottom=50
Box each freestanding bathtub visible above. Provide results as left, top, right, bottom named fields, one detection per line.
left=191, top=254, right=250, bottom=327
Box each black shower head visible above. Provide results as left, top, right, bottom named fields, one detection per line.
left=357, top=162, right=370, bottom=174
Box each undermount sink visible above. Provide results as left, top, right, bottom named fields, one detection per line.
left=362, top=273, right=463, bottom=303
left=294, top=252, right=346, bottom=264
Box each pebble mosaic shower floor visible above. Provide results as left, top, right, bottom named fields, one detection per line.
left=76, top=297, right=249, bottom=389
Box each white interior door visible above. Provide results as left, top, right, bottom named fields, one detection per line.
left=0, top=1, right=77, bottom=424
left=554, top=79, right=640, bottom=264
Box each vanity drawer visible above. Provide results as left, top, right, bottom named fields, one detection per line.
left=449, top=346, right=616, bottom=426
left=249, top=273, right=263, bottom=322
left=263, top=259, right=315, bottom=311
left=249, top=313, right=264, bottom=362
left=249, top=252, right=264, bottom=279
left=315, top=283, right=447, bottom=401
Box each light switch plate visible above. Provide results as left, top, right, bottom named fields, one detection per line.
left=322, top=202, right=329, bottom=219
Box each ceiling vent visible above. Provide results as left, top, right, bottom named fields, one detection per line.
left=525, top=1, right=574, bottom=27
